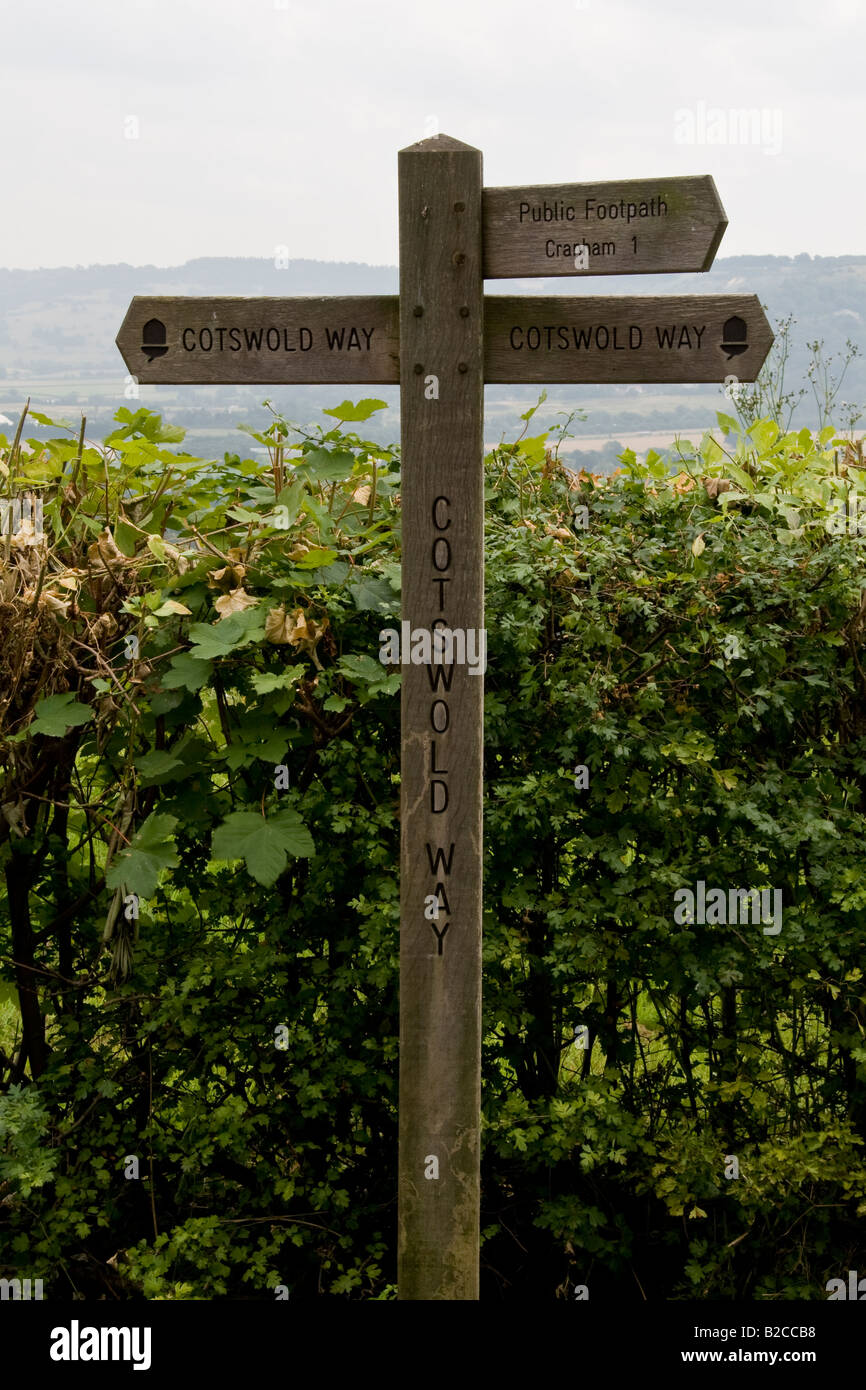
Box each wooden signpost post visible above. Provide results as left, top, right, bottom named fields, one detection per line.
left=116, top=134, right=773, bottom=1302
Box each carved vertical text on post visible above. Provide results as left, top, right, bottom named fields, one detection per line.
left=397, top=135, right=484, bottom=1300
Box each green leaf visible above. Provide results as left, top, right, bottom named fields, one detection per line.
left=291, top=546, right=338, bottom=570
left=188, top=609, right=264, bottom=659
left=519, top=390, right=548, bottom=422
left=114, top=520, right=140, bottom=557
left=134, top=750, right=184, bottom=779
left=153, top=599, right=192, bottom=617
left=250, top=670, right=303, bottom=695
left=749, top=419, right=779, bottom=454
left=700, top=433, right=724, bottom=466
left=320, top=398, right=387, bottom=423
left=211, top=809, right=315, bottom=886
left=337, top=653, right=400, bottom=701
left=519, top=433, right=549, bottom=465
left=30, top=693, right=92, bottom=738
left=314, top=560, right=350, bottom=585
left=297, top=449, right=355, bottom=483
left=348, top=575, right=397, bottom=612
left=105, top=813, right=179, bottom=897
left=162, top=653, right=213, bottom=692
left=28, top=409, right=75, bottom=430
left=268, top=479, right=306, bottom=529
left=711, top=767, right=739, bottom=791
left=147, top=535, right=169, bottom=563
left=337, top=654, right=386, bottom=684
left=725, top=461, right=755, bottom=494
left=108, top=408, right=186, bottom=444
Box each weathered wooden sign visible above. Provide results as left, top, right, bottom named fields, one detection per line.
left=484, top=294, right=773, bottom=383
left=482, top=175, right=727, bottom=278
left=116, top=134, right=773, bottom=1304
left=116, top=296, right=400, bottom=384
left=118, top=293, right=772, bottom=387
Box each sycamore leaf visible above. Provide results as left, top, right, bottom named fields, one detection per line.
left=297, top=449, right=355, bottom=483
left=162, top=653, right=213, bottom=692
left=337, top=654, right=400, bottom=700
left=519, top=433, right=549, bottom=465
left=187, top=609, right=264, bottom=659
left=211, top=809, right=315, bottom=886
left=30, top=693, right=92, bottom=738
left=348, top=576, right=396, bottom=613
left=214, top=588, right=259, bottom=619
left=264, top=607, right=293, bottom=645
left=28, top=408, right=75, bottom=429
left=207, top=563, right=246, bottom=591
left=264, top=606, right=327, bottom=660
left=250, top=670, right=303, bottom=695
left=711, top=767, right=739, bottom=791
left=338, top=654, right=384, bottom=684
left=153, top=599, right=192, bottom=617
left=320, top=398, right=387, bottom=423
left=134, top=750, right=184, bottom=779
left=105, top=812, right=179, bottom=897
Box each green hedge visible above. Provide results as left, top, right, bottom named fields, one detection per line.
left=1, top=401, right=865, bottom=1299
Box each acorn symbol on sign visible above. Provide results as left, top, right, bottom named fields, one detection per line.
left=141, top=318, right=168, bottom=361
left=720, top=315, right=748, bottom=359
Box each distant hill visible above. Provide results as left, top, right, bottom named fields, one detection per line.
left=1, top=254, right=864, bottom=464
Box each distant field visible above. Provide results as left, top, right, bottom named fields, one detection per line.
left=0, top=377, right=730, bottom=470
left=556, top=428, right=714, bottom=456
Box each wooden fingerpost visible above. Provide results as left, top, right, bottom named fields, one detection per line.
left=397, top=135, right=484, bottom=1300
left=115, top=130, right=772, bottom=1304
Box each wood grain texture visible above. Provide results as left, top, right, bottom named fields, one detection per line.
left=484, top=294, right=773, bottom=383
left=482, top=175, right=727, bottom=278
left=397, top=135, right=484, bottom=1301
left=116, top=296, right=400, bottom=384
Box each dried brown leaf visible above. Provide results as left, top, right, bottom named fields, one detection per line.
left=214, top=587, right=259, bottom=618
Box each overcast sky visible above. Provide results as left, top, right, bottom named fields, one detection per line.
left=0, top=0, right=863, bottom=271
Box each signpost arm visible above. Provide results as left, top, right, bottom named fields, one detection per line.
left=397, top=134, right=484, bottom=1300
